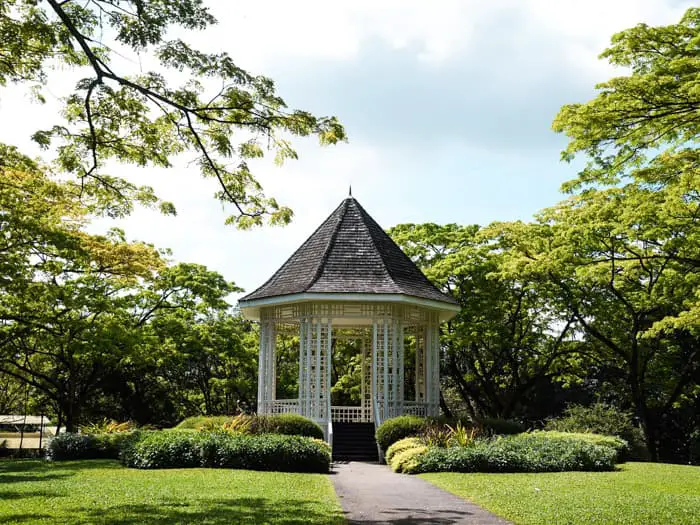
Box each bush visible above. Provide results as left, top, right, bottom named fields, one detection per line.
left=545, top=403, right=648, bottom=459
left=479, top=417, right=526, bottom=436
left=122, top=430, right=204, bottom=469
left=532, top=431, right=629, bottom=462
left=174, top=414, right=324, bottom=440
left=412, top=433, right=617, bottom=474
left=386, top=437, right=427, bottom=473
left=46, top=433, right=102, bottom=461
left=375, top=416, right=427, bottom=451
left=175, top=415, right=234, bottom=431
left=250, top=414, right=324, bottom=440
left=47, top=431, right=141, bottom=461
left=122, top=430, right=330, bottom=473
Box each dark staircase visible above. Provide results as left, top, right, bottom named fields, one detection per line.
left=332, top=422, right=378, bottom=462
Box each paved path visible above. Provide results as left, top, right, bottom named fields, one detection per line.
left=331, top=461, right=511, bottom=524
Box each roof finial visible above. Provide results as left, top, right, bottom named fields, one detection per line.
left=348, top=185, right=352, bottom=198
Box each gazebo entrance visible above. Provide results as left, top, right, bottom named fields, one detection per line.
left=255, top=303, right=443, bottom=428
left=239, top=196, right=459, bottom=455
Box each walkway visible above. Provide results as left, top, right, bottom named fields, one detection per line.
left=331, top=461, right=511, bottom=524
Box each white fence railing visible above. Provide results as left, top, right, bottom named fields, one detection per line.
left=402, top=402, right=438, bottom=417
left=261, top=399, right=300, bottom=415
left=331, top=406, right=367, bottom=423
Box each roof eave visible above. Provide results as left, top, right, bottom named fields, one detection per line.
left=238, top=292, right=460, bottom=322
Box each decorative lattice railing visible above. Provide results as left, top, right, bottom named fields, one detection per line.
left=402, top=402, right=438, bottom=417
left=330, top=406, right=368, bottom=423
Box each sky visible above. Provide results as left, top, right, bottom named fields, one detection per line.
left=0, top=0, right=693, bottom=302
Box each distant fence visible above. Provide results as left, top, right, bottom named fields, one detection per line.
left=0, top=415, right=55, bottom=451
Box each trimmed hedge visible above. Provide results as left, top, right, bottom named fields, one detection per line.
left=386, top=437, right=427, bottom=473
left=545, top=403, right=648, bottom=460
left=250, top=414, right=324, bottom=440
left=375, top=416, right=427, bottom=451
left=174, top=414, right=324, bottom=440
left=532, top=431, right=629, bottom=462
left=411, top=433, right=617, bottom=474
left=121, top=430, right=330, bottom=473
left=47, top=431, right=141, bottom=461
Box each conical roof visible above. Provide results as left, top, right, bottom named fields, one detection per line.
left=239, top=197, right=457, bottom=309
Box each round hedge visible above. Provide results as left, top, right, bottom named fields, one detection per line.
left=375, top=416, right=427, bottom=451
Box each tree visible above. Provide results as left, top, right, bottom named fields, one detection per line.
left=0, top=0, right=345, bottom=225
left=553, top=6, right=699, bottom=335
left=389, top=223, right=581, bottom=421
left=498, top=7, right=700, bottom=460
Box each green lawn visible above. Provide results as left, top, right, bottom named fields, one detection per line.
left=0, top=460, right=344, bottom=524
left=422, top=462, right=700, bottom=525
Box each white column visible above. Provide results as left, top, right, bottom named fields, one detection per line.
left=298, top=319, right=305, bottom=417
left=257, top=321, right=266, bottom=413
left=383, top=317, right=389, bottom=421
left=397, top=320, right=404, bottom=416
left=372, top=320, right=378, bottom=423
left=305, top=317, right=312, bottom=417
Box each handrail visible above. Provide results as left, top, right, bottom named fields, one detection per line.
left=326, top=397, right=333, bottom=456
left=373, top=396, right=383, bottom=462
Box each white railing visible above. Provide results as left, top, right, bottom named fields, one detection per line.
left=402, top=402, right=438, bottom=417
left=261, top=399, right=300, bottom=415
left=326, top=398, right=333, bottom=453
left=331, top=406, right=367, bottom=423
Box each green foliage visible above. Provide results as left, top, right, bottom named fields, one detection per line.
left=545, top=404, right=647, bottom=460
left=479, top=418, right=526, bottom=436
left=175, top=414, right=324, bottom=440
left=176, top=415, right=235, bottom=430
left=375, top=416, right=427, bottom=451
left=446, top=422, right=480, bottom=448
left=80, top=419, right=137, bottom=434
left=385, top=437, right=428, bottom=473
left=46, top=433, right=103, bottom=461
left=389, top=223, right=580, bottom=423
left=0, top=0, right=346, bottom=226
left=47, top=431, right=141, bottom=461
left=413, top=433, right=617, bottom=474
left=122, top=430, right=330, bottom=472
left=531, top=431, right=629, bottom=462
left=249, top=414, right=324, bottom=440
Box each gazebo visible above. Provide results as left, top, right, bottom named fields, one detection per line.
left=238, top=196, right=459, bottom=453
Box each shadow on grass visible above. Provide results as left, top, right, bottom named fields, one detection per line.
left=0, top=497, right=344, bottom=524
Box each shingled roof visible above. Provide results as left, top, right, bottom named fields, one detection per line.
left=239, top=197, right=457, bottom=306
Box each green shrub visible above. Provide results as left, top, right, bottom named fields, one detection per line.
left=375, top=416, right=427, bottom=451
left=46, top=433, right=102, bottom=461
left=479, top=417, right=526, bottom=436
left=174, top=414, right=324, bottom=440
left=386, top=437, right=428, bottom=473
left=545, top=403, right=648, bottom=460
left=250, top=414, right=324, bottom=440
left=123, top=430, right=203, bottom=469
left=532, top=431, right=629, bottom=462
left=412, top=433, right=617, bottom=474
left=122, top=430, right=330, bottom=473
left=386, top=437, right=423, bottom=464
left=175, top=415, right=234, bottom=430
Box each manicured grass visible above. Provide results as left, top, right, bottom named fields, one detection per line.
left=422, top=462, right=700, bottom=524
left=0, top=460, right=343, bottom=524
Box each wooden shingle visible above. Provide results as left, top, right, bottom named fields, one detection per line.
left=240, top=197, right=457, bottom=305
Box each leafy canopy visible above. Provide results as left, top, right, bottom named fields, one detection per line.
left=0, top=0, right=346, bottom=226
